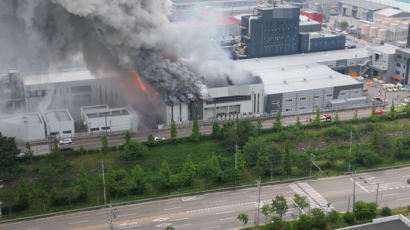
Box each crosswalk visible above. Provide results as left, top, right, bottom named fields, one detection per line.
left=290, top=182, right=333, bottom=212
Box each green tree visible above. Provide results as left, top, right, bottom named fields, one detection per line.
left=48, top=186, right=58, bottom=210
left=354, top=201, right=377, bottom=221
left=237, top=119, right=257, bottom=148
left=181, top=155, right=196, bottom=185
left=256, top=118, right=263, bottom=135
left=191, top=115, right=200, bottom=142
left=0, top=134, right=19, bottom=179
left=125, top=131, right=131, bottom=145
left=131, top=164, right=146, bottom=194
left=370, top=105, right=378, bottom=122
left=121, top=140, right=148, bottom=161
left=210, top=154, right=223, bottom=182
left=16, top=177, right=30, bottom=210
left=262, top=204, right=272, bottom=222
left=52, top=139, right=59, bottom=154
left=328, top=210, right=340, bottom=223
left=273, top=111, right=282, bottom=132
left=296, top=114, right=301, bottom=127
left=339, top=20, right=349, bottom=30
left=237, top=213, right=248, bottom=225
left=326, top=144, right=337, bottom=168
left=220, top=121, right=237, bottom=152
left=381, top=207, right=392, bottom=217
left=268, top=143, right=283, bottom=175
left=211, top=121, right=220, bottom=138
left=311, top=208, right=327, bottom=229
left=159, top=160, right=171, bottom=189
left=25, top=142, right=34, bottom=161
left=271, top=195, right=288, bottom=218
left=293, top=194, right=309, bottom=214
left=388, top=99, right=396, bottom=119
left=243, top=137, right=266, bottom=167
left=393, top=138, right=405, bottom=159
left=76, top=167, right=89, bottom=202
left=255, top=150, right=270, bottom=176
left=101, top=135, right=108, bottom=153
left=295, top=214, right=313, bottom=230
left=147, top=134, right=155, bottom=146
left=314, top=108, right=321, bottom=126
left=170, top=120, right=177, bottom=140
left=353, top=108, right=358, bottom=121
left=283, top=144, right=291, bottom=176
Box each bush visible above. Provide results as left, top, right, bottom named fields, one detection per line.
left=328, top=209, right=340, bottom=223
left=381, top=207, right=392, bottom=217
left=354, top=201, right=377, bottom=221
left=343, top=212, right=354, bottom=225
left=322, top=126, right=348, bottom=141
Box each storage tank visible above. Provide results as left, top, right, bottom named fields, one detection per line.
left=361, top=24, right=370, bottom=35
left=382, top=20, right=391, bottom=27
left=369, top=27, right=378, bottom=37
left=374, top=19, right=382, bottom=25
left=377, top=29, right=388, bottom=40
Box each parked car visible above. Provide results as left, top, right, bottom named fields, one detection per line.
left=375, top=109, right=383, bottom=115
left=59, top=138, right=72, bottom=145
left=320, top=114, right=332, bottom=122
left=154, top=137, right=166, bottom=141
left=15, top=153, right=25, bottom=158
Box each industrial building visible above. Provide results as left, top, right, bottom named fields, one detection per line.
left=42, top=109, right=75, bottom=139
left=81, top=105, right=132, bottom=134
left=338, top=0, right=389, bottom=22
left=299, top=32, right=346, bottom=53
left=0, top=112, right=46, bottom=142
left=392, top=48, right=410, bottom=86
left=240, top=6, right=300, bottom=57
left=367, top=45, right=397, bottom=83
left=0, top=70, right=25, bottom=113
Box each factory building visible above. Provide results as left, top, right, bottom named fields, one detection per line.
left=338, top=0, right=389, bottom=22
left=42, top=109, right=75, bottom=139
left=299, top=15, right=322, bottom=33
left=23, top=69, right=121, bottom=119
left=0, top=112, right=46, bottom=142
left=300, top=10, right=323, bottom=25
left=81, top=105, right=132, bottom=134
left=367, top=45, right=397, bottom=83
left=299, top=32, right=346, bottom=53
left=240, top=6, right=300, bottom=57
left=392, top=48, right=410, bottom=86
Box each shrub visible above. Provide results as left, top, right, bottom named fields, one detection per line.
left=354, top=201, right=377, bottom=221
left=381, top=207, right=392, bottom=217
left=343, top=212, right=354, bottom=225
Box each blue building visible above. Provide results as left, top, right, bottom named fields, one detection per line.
left=299, top=32, right=346, bottom=53
left=241, top=6, right=300, bottom=58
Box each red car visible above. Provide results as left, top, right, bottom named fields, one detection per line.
left=375, top=109, right=383, bottom=115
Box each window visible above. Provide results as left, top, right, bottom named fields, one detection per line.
left=314, top=96, right=320, bottom=99
left=49, top=132, right=59, bottom=136
left=397, top=63, right=401, bottom=67
left=340, top=92, right=346, bottom=95
left=397, top=55, right=402, bottom=59
left=62, top=130, right=72, bottom=134
left=326, top=94, right=333, bottom=97
left=299, top=97, right=306, bottom=101
left=396, top=70, right=401, bottom=75
left=299, top=107, right=305, bottom=109
left=286, top=99, right=293, bottom=102
left=285, top=108, right=291, bottom=111
left=71, top=85, right=91, bottom=93
left=101, top=127, right=111, bottom=130
left=206, top=95, right=251, bottom=104
left=91, top=128, right=99, bottom=132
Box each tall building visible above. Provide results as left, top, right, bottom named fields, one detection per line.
left=393, top=48, right=410, bottom=86
left=241, top=5, right=300, bottom=58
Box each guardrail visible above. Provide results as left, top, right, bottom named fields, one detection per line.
left=344, top=164, right=410, bottom=175
left=0, top=176, right=315, bottom=224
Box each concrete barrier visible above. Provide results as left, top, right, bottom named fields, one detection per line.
left=0, top=176, right=315, bottom=224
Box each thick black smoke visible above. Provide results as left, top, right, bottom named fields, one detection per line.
left=0, top=0, right=206, bottom=102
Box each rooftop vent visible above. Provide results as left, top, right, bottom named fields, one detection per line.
left=281, top=67, right=285, bottom=71
left=329, top=75, right=333, bottom=79
left=306, top=65, right=310, bottom=68
left=283, top=80, right=288, bottom=84
left=303, top=78, right=307, bottom=82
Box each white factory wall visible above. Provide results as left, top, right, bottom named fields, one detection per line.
left=44, top=120, right=75, bottom=138
left=166, top=103, right=189, bottom=124
left=0, top=120, right=45, bottom=142
left=281, top=88, right=334, bottom=115
left=86, top=115, right=132, bottom=133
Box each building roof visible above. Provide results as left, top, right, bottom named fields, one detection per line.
left=337, top=215, right=410, bottom=230
left=368, top=44, right=398, bottom=54
left=375, top=8, right=410, bottom=17
left=0, top=112, right=43, bottom=126
left=236, top=47, right=369, bottom=71
left=338, top=0, right=389, bottom=11
left=85, top=108, right=130, bottom=119
left=252, top=63, right=361, bottom=95
left=81, top=104, right=110, bottom=114
left=23, top=69, right=96, bottom=86
left=42, top=110, right=73, bottom=123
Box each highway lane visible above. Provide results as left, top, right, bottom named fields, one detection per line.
left=2, top=166, right=410, bottom=230
left=25, top=107, right=373, bottom=152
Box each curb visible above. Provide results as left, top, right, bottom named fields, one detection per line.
left=344, top=164, right=410, bottom=175
left=0, top=176, right=315, bottom=224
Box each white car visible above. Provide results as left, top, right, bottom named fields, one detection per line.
left=154, top=137, right=166, bottom=141
left=59, top=138, right=72, bottom=145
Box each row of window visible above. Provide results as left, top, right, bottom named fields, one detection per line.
left=206, top=95, right=251, bottom=104
left=284, top=94, right=333, bottom=102
left=264, top=21, right=296, bottom=27
left=263, top=27, right=298, bottom=34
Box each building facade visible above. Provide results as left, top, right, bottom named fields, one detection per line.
left=393, top=49, right=410, bottom=85
left=299, top=32, right=346, bottom=53
left=42, top=109, right=75, bottom=139
left=81, top=105, right=132, bottom=134
left=0, top=112, right=46, bottom=142
left=338, top=0, right=389, bottom=22
left=241, top=6, right=300, bottom=57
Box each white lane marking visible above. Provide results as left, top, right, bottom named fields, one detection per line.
left=118, top=213, right=137, bottom=217
left=174, top=223, right=193, bottom=228
left=350, top=178, right=369, bottom=193
left=172, top=217, right=189, bottom=221
left=68, top=220, right=89, bottom=225
left=26, top=228, right=40, bottom=230
left=119, top=222, right=141, bottom=229
left=209, top=200, right=226, bottom=204
left=201, top=225, right=221, bottom=230
left=383, top=193, right=400, bottom=197
left=219, top=216, right=236, bottom=221
left=164, top=206, right=181, bottom=211
left=155, top=223, right=172, bottom=228
left=397, top=197, right=410, bottom=201
left=215, top=210, right=235, bottom=215
left=153, top=217, right=169, bottom=222
left=386, top=172, right=399, bottom=175
left=181, top=196, right=204, bottom=202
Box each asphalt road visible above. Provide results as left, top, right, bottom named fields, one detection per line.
left=3, top=166, right=410, bottom=230
left=24, top=107, right=374, bottom=154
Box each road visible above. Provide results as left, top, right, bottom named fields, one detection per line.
left=25, top=107, right=374, bottom=154
left=3, top=166, right=410, bottom=230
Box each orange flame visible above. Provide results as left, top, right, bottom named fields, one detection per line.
left=128, top=70, right=147, bottom=92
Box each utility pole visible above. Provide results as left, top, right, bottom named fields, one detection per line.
left=102, top=160, right=107, bottom=205
left=235, top=143, right=238, bottom=169
left=0, top=179, right=3, bottom=221
left=256, top=177, right=261, bottom=228
left=352, top=171, right=356, bottom=217
left=348, top=128, right=353, bottom=172
left=310, top=153, right=313, bottom=176
left=376, top=183, right=380, bottom=206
